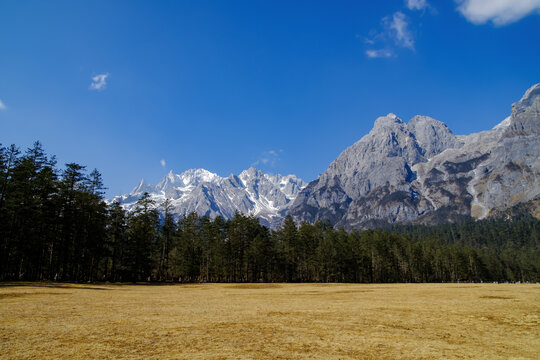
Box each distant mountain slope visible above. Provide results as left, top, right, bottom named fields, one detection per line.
left=289, top=83, right=540, bottom=229
left=111, top=167, right=306, bottom=228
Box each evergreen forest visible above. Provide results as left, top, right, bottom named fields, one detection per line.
left=1, top=142, right=539, bottom=283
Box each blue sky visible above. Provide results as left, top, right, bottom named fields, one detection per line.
left=1, top=0, right=540, bottom=196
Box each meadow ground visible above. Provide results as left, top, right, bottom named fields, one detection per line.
left=1, top=283, right=539, bottom=359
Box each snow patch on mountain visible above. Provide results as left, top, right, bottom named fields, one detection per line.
left=110, top=167, right=306, bottom=229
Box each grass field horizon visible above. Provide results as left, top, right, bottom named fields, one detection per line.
left=1, top=282, right=539, bottom=359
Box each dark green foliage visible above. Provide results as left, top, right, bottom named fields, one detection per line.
left=1, top=142, right=539, bottom=283
left=125, top=193, right=160, bottom=281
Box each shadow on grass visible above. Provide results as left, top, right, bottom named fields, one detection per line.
left=0, top=282, right=112, bottom=290
left=0, top=281, right=207, bottom=290
left=0, top=292, right=72, bottom=299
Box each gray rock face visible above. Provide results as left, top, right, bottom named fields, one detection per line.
left=111, top=167, right=306, bottom=228
left=407, top=115, right=463, bottom=158
left=289, top=83, right=540, bottom=228
left=509, top=83, right=540, bottom=135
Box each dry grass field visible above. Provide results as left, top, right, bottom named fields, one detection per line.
left=1, top=283, right=539, bottom=359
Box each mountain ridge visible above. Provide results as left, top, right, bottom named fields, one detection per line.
left=112, top=83, right=540, bottom=230
left=111, top=167, right=307, bottom=228
left=289, top=83, right=540, bottom=229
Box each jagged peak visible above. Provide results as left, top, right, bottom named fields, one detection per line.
left=180, top=168, right=218, bottom=178
left=520, top=82, right=540, bottom=103
left=407, top=115, right=455, bottom=141
left=111, top=166, right=306, bottom=229
left=512, top=82, right=540, bottom=116
left=408, top=115, right=448, bottom=129
left=239, top=167, right=264, bottom=181
left=179, top=168, right=218, bottom=177
left=227, top=173, right=242, bottom=185
left=156, top=169, right=182, bottom=189
left=166, top=169, right=175, bottom=181
left=241, top=166, right=262, bottom=174
left=131, top=178, right=153, bottom=194
left=154, top=168, right=221, bottom=191
left=373, top=113, right=405, bottom=130
left=508, top=83, right=540, bottom=135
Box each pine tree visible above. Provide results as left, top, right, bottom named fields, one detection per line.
left=108, top=201, right=127, bottom=281
left=126, top=192, right=159, bottom=281
left=158, top=199, right=176, bottom=281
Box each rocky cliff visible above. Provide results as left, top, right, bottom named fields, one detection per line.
left=289, top=83, right=540, bottom=228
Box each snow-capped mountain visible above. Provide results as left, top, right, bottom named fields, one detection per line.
left=111, top=167, right=306, bottom=228
left=113, top=84, right=540, bottom=230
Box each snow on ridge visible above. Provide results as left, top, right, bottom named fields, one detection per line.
left=110, top=167, right=307, bottom=228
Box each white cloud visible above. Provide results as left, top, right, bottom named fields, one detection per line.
left=364, top=2, right=431, bottom=58
left=366, top=49, right=394, bottom=58
left=457, top=0, right=540, bottom=25
left=90, top=73, right=109, bottom=90
left=160, top=159, right=166, bottom=167
left=406, top=0, right=429, bottom=10
left=387, top=12, right=415, bottom=50
left=253, top=149, right=281, bottom=168
left=0, top=100, right=6, bottom=111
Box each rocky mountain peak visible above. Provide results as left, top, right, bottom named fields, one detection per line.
left=178, top=168, right=220, bottom=187
left=132, top=178, right=152, bottom=194
left=289, top=83, right=540, bottom=229
left=508, top=83, right=540, bottom=135
left=512, top=83, right=540, bottom=115
left=407, top=115, right=445, bottom=129
left=239, top=167, right=264, bottom=182
left=111, top=167, right=306, bottom=229
left=407, top=115, right=461, bottom=158
left=373, top=113, right=405, bottom=130
left=156, top=170, right=182, bottom=191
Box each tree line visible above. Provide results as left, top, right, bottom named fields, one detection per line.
left=1, top=142, right=539, bottom=283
